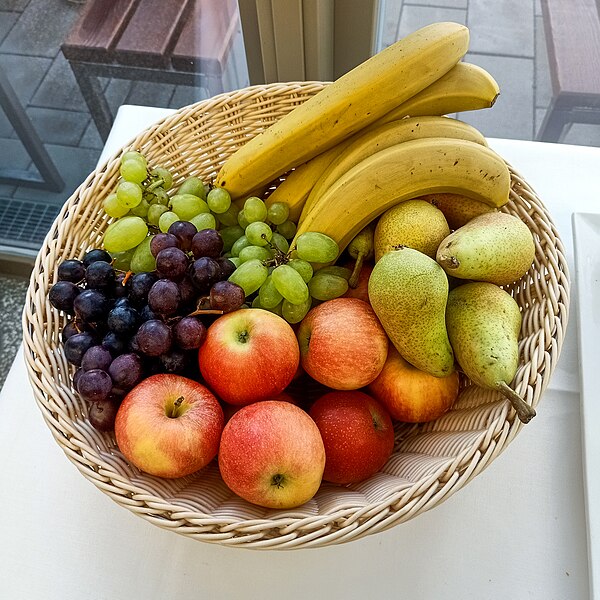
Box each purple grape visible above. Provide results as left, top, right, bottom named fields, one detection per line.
left=190, top=257, right=220, bottom=292
left=102, top=331, right=127, bottom=357
left=216, top=257, right=236, bottom=280
left=139, top=304, right=158, bottom=322
left=127, top=272, right=158, bottom=306
left=81, top=345, right=113, bottom=372
left=178, top=276, right=197, bottom=310
left=72, top=367, right=84, bottom=390
left=191, top=228, right=223, bottom=259
left=209, top=281, right=245, bottom=313
left=49, top=281, right=80, bottom=314
left=156, top=247, right=188, bottom=280
left=107, top=305, right=139, bottom=335
left=168, top=220, right=197, bottom=251
left=136, top=319, right=172, bottom=356
left=148, top=279, right=180, bottom=315
left=150, top=233, right=179, bottom=258
left=73, top=289, right=110, bottom=323
left=77, top=368, right=113, bottom=403
left=64, top=331, right=97, bottom=366
left=83, top=248, right=112, bottom=267
left=113, top=273, right=128, bottom=298
left=57, top=259, right=85, bottom=284
left=108, top=353, right=143, bottom=390
left=88, top=399, right=119, bottom=432
left=85, top=261, right=115, bottom=290
left=61, top=321, right=82, bottom=342
left=159, top=349, right=190, bottom=374
left=173, top=316, right=206, bottom=350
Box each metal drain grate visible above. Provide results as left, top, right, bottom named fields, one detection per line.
left=0, top=198, right=61, bottom=250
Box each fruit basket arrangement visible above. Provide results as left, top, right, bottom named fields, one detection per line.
left=23, top=23, right=570, bottom=549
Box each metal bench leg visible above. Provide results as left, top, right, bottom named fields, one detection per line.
left=0, top=64, right=64, bottom=192
left=537, top=103, right=570, bottom=143
left=69, top=61, right=114, bottom=143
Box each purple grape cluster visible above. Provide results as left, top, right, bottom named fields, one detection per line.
left=49, top=227, right=246, bottom=432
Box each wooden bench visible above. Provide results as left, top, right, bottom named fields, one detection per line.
left=538, top=0, right=600, bottom=142
left=61, top=0, right=240, bottom=142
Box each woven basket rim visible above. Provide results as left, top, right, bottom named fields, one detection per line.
left=22, top=82, right=571, bottom=549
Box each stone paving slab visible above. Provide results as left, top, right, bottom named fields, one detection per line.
left=396, top=4, right=467, bottom=39
left=534, top=14, right=552, bottom=109
left=0, top=53, right=52, bottom=103
left=406, top=0, right=467, bottom=9
left=30, top=54, right=87, bottom=111
left=468, top=0, right=535, bottom=58
left=0, top=11, right=19, bottom=42
left=15, top=106, right=90, bottom=147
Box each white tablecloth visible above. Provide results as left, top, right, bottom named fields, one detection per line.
left=0, top=106, right=596, bottom=600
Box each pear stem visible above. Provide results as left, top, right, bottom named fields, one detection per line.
left=496, top=381, right=536, bottom=424
left=349, top=253, right=365, bottom=288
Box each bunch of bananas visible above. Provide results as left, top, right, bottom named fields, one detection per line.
left=214, top=22, right=509, bottom=262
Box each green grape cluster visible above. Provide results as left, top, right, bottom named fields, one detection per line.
left=225, top=196, right=349, bottom=325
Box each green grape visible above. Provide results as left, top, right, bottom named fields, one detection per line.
left=244, top=196, right=268, bottom=223
left=120, top=150, right=146, bottom=168
left=295, top=232, right=339, bottom=263
left=282, top=296, right=312, bottom=324
left=271, top=264, right=309, bottom=305
left=228, top=258, right=268, bottom=296
left=231, top=235, right=251, bottom=257
left=238, top=245, right=272, bottom=263
left=271, top=232, right=289, bottom=254
left=237, top=210, right=250, bottom=229
left=103, top=193, right=129, bottom=218
left=178, top=176, right=207, bottom=200
left=116, top=181, right=143, bottom=208
left=317, top=265, right=352, bottom=280
left=147, top=203, right=169, bottom=226
left=110, top=248, right=135, bottom=271
left=150, top=166, right=173, bottom=190
left=308, top=273, right=349, bottom=301
left=130, top=197, right=150, bottom=218
left=251, top=296, right=262, bottom=308
left=220, top=225, right=245, bottom=252
left=245, top=221, right=272, bottom=246
left=158, top=211, right=180, bottom=233
left=190, top=212, right=217, bottom=232
left=151, top=187, right=170, bottom=206
left=267, top=202, right=290, bottom=225
left=229, top=256, right=241, bottom=268
left=120, top=159, right=147, bottom=184
left=268, top=301, right=284, bottom=317
left=216, top=203, right=240, bottom=227
left=130, top=236, right=157, bottom=273
left=287, top=258, right=313, bottom=283
left=276, top=220, right=297, bottom=240
left=207, top=187, right=232, bottom=214
left=258, top=275, right=283, bottom=309
left=170, top=194, right=209, bottom=220
left=103, top=216, right=148, bottom=253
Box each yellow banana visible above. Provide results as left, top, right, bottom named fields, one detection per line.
left=215, top=22, right=469, bottom=199
left=299, top=116, right=488, bottom=224
left=265, top=61, right=499, bottom=221
left=292, top=137, right=511, bottom=260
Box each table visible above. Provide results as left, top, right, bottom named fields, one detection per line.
left=0, top=105, right=596, bottom=600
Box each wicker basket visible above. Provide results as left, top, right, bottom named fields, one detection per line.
left=23, top=82, right=570, bottom=549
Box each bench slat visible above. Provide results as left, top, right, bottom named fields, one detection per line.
left=114, top=0, right=192, bottom=68
left=61, top=0, right=139, bottom=62
left=542, top=0, right=600, bottom=95
left=171, top=0, right=239, bottom=75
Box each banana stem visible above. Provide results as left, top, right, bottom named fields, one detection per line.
left=348, top=253, right=365, bottom=288
left=496, top=381, right=536, bottom=424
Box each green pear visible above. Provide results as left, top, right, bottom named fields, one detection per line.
left=445, top=282, right=535, bottom=423
left=368, top=247, right=454, bottom=378
left=374, top=199, right=450, bottom=262
left=436, top=212, right=535, bottom=285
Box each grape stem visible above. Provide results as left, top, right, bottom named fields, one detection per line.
left=187, top=308, right=224, bottom=316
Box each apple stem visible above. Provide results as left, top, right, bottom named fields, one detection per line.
left=170, top=396, right=185, bottom=418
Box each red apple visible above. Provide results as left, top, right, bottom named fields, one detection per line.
left=198, top=308, right=300, bottom=406
left=221, top=391, right=299, bottom=423
left=368, top=345, right=460, bottom=422
left=218, top=401, right=326, bottom=508
left=297, top=297, right=388, bottom=390
left=115, top=374, right=224, bottom=479
left=343, top=262, right=373, bottom=304
left=309, top=390, right=394, bottom=484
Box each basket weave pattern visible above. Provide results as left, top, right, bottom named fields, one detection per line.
left=22, top=82, right=570, bottom=548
